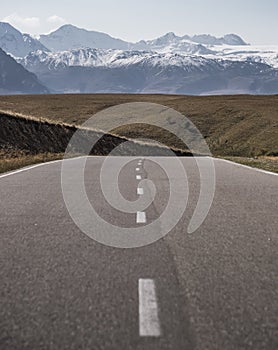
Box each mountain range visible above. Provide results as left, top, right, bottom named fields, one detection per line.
left=38, top=25, right=248, bottom=52
left=1, top=22, right=278, bottom=95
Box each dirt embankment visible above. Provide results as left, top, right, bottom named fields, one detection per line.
left=0, top=112, right=191, bottom=158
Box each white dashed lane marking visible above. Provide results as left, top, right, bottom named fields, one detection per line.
left=138, top=279, right=161, bottom=337
left=137, top=187, right=144, bottom=195
left=136, top=175, right=142, bottom=180
left=136, top=211, right=146, bottom=224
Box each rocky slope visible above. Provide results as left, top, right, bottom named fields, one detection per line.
left=0, top=48, right=48, bottom=94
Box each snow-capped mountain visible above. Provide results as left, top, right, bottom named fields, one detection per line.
left=20, top=48, right=216, bottom=70
left=38, top=25, right=247, bottom=53
left=189, top=33, right=247, bottom=46
left=19, top=47, right=278, bottom=73
left=1, top=22, right=278, bottom=95
left=0, top=22, right=49, bottom=57
left=134, top=32, right=247, bottom=52
left=132, top=34, right=214, bottom=55
left=0, top=48, right=48, bottom=94
left=39, top=24, right=130, bottom=51
left=17, top=48, right=278, bottom=95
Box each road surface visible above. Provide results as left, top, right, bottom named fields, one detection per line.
left=0, top=157, right=277, bottom=350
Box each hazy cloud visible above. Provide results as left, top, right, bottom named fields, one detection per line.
left=47, top=15, right=66, bottom=25
left=2, top=13, right=40, bottom=30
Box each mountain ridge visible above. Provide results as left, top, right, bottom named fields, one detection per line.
left=38, top=24, right=248, bottom=52
left=39, top=24, right=129, bottom=51
left=0, top=48, right=49, bottom=94
left=0, top=22, right=49, bottom=57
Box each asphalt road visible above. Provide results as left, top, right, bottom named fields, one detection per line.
left=0, top=157, right=277, bottom=350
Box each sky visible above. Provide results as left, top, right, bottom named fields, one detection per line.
left=1, top=0, right=278, bottom=44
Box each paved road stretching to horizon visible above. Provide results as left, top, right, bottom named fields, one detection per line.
left=0, top=157, right=277, bottom=350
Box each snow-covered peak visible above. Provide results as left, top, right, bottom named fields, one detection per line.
left=39, top=24, right=129, bottom=51
left=149, top=32, right=179, bottom=46
left=222, top=34, right=248, bottom=46
left=130, top=33, right=214, bottom=55
left=190, top=33, right=247, bottom=46
left=53, top=24, right=78, bottom=33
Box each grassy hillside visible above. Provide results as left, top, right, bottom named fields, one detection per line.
left=0, top=94, right=277, bottom=157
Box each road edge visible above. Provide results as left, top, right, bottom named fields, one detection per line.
left=0, top=156, right=88, bottom=179
left=211, top=157, right=278, bottom=177
left=1, top=156, right=277, bottom=180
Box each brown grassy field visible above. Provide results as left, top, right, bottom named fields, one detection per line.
left=0, top=94, right=277, bottom=156
left=0, top=150, right=64, bottom=174
left=0, top=94, right=277, bottom=173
